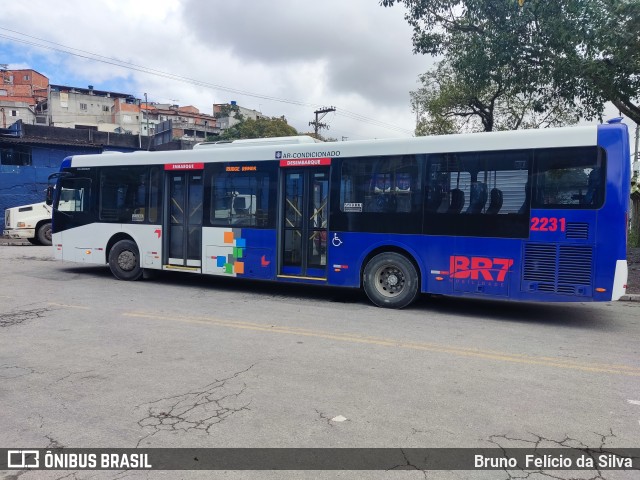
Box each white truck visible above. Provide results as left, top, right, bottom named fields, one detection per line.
left=3, top=201, right=52, bottom=246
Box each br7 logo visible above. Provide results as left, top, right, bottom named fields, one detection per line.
left=449, top=256, right=514, bottom=282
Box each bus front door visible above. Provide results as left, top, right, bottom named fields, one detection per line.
left=166, top=171, right=203, bottom=269
left=280, top=168, right=329, bottom=279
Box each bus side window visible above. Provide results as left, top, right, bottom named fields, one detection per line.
left=533, top=146, right=604, bottom=209
left=57, top=178, right=91, bottom=213
left=448, top=188, right=465, bottom=214
left=584, top=168, right=602, bottom=205
left=99, top=167, right=150, bottom=222
left=486, top=188, right=503, bottom=214
left=518, top=181, right=531, bottom=214
left=210, top=171, right=271, bottom=228
left=465, top=182, right=487, bottom=214
left=370, top=174, right=397, bottom=213
left=340, top=155, right=420, bottom=215
left=425, top=185, right=443, bottom=212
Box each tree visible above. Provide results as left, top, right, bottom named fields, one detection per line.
left=209, top=116, right=298, bottom=141
left=213, top=103, right=242, bottom=120
left=411, top=59, right=579, bottom=134
left=382, top=0, right=640, bottom=124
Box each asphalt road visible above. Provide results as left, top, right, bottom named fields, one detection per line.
left=1, top=244, right=639, bottom=480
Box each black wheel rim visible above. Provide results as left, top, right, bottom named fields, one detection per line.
left=117, top=250, right=137, bottom=272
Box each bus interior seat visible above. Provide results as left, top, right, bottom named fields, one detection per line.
left=447, top=188, right=465, bottom=214
left=485, top=188, right=503, bottom=214
left=233, top=196, right=249, bottom=214
left=436, top=193, right=451, bottom=213
left=426, top=186, right=443, bottom=212
left=466, top=182, right=488, bottom=214
left=518, top=182, right=531, bottom=214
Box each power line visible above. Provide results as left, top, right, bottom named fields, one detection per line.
left=0, top=26, right=414, bottom=137
left=0, top=29, right=313, bottom=107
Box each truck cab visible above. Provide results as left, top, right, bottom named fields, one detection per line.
left=3, top=202, right=53, bottom=245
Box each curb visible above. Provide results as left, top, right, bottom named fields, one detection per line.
left=620, top=294, right=640, bottom=302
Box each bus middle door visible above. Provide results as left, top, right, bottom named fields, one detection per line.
left=165, top=165, right=203, bottom=270
left=280, top=166, right=329, bottom=280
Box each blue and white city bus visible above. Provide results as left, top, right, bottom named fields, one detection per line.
left=47, top=120, right=631, bottom=308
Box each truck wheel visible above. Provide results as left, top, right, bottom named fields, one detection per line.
left=37, top=222, right=52, bottom=246
left=108, top=239, right=143, bottom=281
left=363, top=252, right=419, bottom=308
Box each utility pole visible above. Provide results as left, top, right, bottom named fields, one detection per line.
left=309, top=106, right=335, bottom=139
left=144, top=93, right=151, bottom=150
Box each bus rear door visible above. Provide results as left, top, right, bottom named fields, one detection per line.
left=280, top=166, right=329, bottom=280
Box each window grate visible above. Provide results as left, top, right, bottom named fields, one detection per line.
left=565, top=222, right=589, bottom=239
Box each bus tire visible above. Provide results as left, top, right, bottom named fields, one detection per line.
left=363, top=252, right=419, bottom=309
left=37, top=222, right=52, bottom=246
left=108, top=239, right=143, bottom=281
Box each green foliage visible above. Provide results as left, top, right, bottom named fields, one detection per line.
left=383, top=0, right=640, bottom=125
left=411, top=58, right=579, bottom=134
left=214, top=117, right=298, bottom=141
left=214, top=104, right=240, bottom=120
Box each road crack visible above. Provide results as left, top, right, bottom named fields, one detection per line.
left=0, top=307, right=50, bottom=328
left=135, top=364, right=255, bottom=447
left=387, top=449, right=429, bottom=479
left=0, top=364, right=39, bottom=378
left=487, top=430, right=630, bottom=480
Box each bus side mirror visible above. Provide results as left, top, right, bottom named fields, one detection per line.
left=46, top=185, right=53, bottom=206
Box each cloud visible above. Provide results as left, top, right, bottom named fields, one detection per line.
left=180, top=0, right=429, bottom=109
left=0, top=0, right=429, bottom=138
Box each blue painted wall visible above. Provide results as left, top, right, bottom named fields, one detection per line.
left=1, top=143, right=135, bottom=230
left=1, top=145, right=94, bottom=228
left=1, top=120, right=143, bottom=230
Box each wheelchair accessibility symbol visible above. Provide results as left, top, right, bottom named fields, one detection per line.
left=332, top=233, right=343, bottom=247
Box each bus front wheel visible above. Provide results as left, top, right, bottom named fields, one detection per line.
left=363, top=252, right=419, bottom=309
left=108, top=239, right=143, bottom=281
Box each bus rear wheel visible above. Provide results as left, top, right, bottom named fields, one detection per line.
left=363, top=252, right=419, bottom=309
left=108, top=239, right=143, bottom=281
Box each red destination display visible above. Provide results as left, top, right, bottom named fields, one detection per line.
left=279, top=158, right=331, bottom=168
left=164, top=163, right=204, bottom=170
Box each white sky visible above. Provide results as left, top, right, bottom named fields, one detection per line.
left=0, top=0, right=430, bottom=140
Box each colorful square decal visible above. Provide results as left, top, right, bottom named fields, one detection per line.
left=212, top=228, right=248, bottom=276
